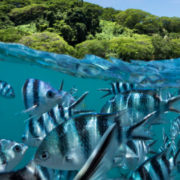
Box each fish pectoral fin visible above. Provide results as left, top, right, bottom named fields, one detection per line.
left=21, top=105, right=38, bottom=114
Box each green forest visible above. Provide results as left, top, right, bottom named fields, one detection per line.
left=0, top=0, right=180, bottom=61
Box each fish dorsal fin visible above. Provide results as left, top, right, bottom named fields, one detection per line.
left=59, top=80, right=64, bottom=91
left=70, top=91, right=88, bottom=110
left=98, top=88, right=112, bottom=99
left=167, top=95, right=180, bottom=113
left=74, top=123, right=117, bottom=180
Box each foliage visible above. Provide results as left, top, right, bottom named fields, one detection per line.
left=9, top=4, right=47, bottom=25
left=0, top=11, right=14, bottom=29
left=19, top=32, right=76, bottom=56
left=64, top=5, right=101, bottom=45
left=107, top=36, right=154, bottom=61
left=0, top=28, right=29, bottom=42
left=151, top=34, right=177, bottom=59
left=116, top=9, right=150, bottom=29
left=95, top=20, right=133, bottom=40
left=15, top=23, right=37, bottom=34
left=101, top=8, right=120, bottom=22
left=171, top=39, right=180, bottom=57
left=0, top=0, right=179, bottom=60
left=76, top=39, right=109, bottom=58
left=0, top=0, right=31, bottom=9
left=135, top=15, right=163, bottom=34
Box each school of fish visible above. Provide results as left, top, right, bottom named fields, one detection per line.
left=1, top=79, right=180, bottom=179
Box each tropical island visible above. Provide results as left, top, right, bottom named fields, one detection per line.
left=0, top=0, right=180, bottom=61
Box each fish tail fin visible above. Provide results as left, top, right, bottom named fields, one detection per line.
left=74, top=123, right=117, bottom=180
left=167, top=95, right=180, bottom=113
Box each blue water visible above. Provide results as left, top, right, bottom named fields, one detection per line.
left=0, top=42, right=180, bottom=178
left=0, top=59, right=108, bottom=168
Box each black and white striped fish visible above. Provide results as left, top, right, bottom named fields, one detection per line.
left=34, top=111, right=154, bottom=170
left=22, top=91, right=90, bottom=147
left=0, top=161, right=60, bottom=180
left=99, top=82, right=138, bottom=98
left=170, top=115, right=180, bottom=152
left=0, top=80, right=15, bottom=98
left=0, top=139, right=28, bottom=172
left=101, top=90, right=180, bottom=125
left=130, top=147, right=180, bottom=180
left=22, top=79, right=72, bottom=119
left=74, top=123, right=118, bottom=180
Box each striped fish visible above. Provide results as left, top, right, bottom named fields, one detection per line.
left=0, top=80, right=15, bottom=98
left=170, top=116, right=180, bottom=152
left=0, top=161, right=60, bottom=180
left=34, top=111, right=155, bottom=170
left=130, top=147, right=180, bottom=180
left=101, top=90, right=180, bottom=125
left=0, top=139, right=28, bottom=172
left=74, top=123, right=118, bottom=180
left=22, top=91, right=90, bottom=147
left=22, top=78, right=72, bottom=119
left=99, top=82, right=138, bottom=98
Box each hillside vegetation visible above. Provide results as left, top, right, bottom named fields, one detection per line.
left=0, top=0, right=180, bottom=61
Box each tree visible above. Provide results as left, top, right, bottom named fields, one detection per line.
left=135, top=15, right=163, bottom=34
left=116, top=9, right=150, bottom=29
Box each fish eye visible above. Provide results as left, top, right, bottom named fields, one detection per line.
left=40, top=151, right=49, bottom=161
left=13, top=145, right=22, bottom=153
left=46, top=90, right=55, bottom=98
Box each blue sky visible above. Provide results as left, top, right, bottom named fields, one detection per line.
left=84, top=0, right=180, bottom=17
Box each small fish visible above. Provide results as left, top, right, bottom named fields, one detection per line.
left=22, top=79, right=72, bottom=119
left=74, top=123, right=118, bottom=180
left=0, top=161, right=59, bottom=180
left=34, top=111, right=154, bottom=170
left=22, top=91, right=90, bottom=147
left=99, top=82, right=138, bottom=98
left=0, top=139, right=28, bottom=172
left=0, top=80, right=15, bottom=98
left=130, top=146, right=180, bottom=180
left=170, top=115, right=180, bottom=152
left=101, top=89, right=180, bottom=125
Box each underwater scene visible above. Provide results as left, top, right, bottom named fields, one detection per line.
left=0, top=0, right=180, bottom=179
left=1, top=41, right=180, bottom=180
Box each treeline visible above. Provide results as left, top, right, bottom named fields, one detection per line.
left=0, top=0, right=180, bottom=61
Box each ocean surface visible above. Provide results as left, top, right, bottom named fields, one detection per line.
left=0, top=42, right=180, bottom=178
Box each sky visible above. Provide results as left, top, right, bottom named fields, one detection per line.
left=84, top=0, right=180, bottom=17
